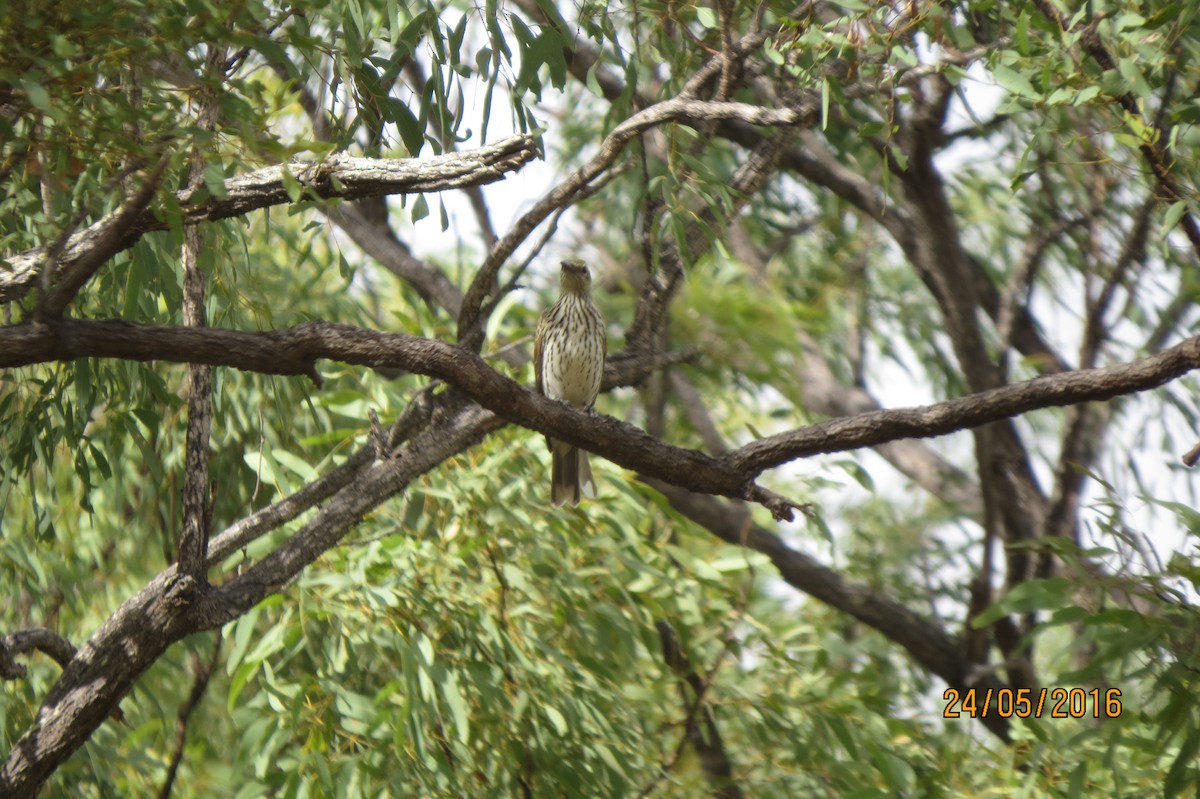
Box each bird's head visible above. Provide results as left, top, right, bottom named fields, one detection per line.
left=559, top=259, right=592, bottom=296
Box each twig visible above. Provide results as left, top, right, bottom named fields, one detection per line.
left=156, top=634, right=222, bottom=799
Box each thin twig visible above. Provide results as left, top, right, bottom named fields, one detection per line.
left=157, top=634, right=223, bottom=799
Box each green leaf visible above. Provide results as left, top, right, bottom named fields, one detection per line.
left=411, top=193, right=429, bottom=222
left=1073, top=85, right=1101, bottom=105
left=1164, top=726, right=1200, bottom=798
left=448, top=13, right=469, bottom=64
left=585, top=62, right=604, bottom=98
left=992, top=64, right=1039, bottom=100
left=1163, top=201, right=1189, bottom=231
left=973, top=578, right=1073, bottom=627
left=393, top=98, right=425, bottom=156
left=23, top=79, right=51, bottom=112
left=203, top=162, right=228, bottom=199
left=1113, top=12, right=1146, bottom=32
left=442, top=671, right=471, bottom=744
left=543, top=705, right=568, bottom=736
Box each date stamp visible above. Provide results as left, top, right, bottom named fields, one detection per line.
left=943, top=687, right=1122, bottom=719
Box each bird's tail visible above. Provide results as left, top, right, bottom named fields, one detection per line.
left=551, top=440, right=597, bottom=506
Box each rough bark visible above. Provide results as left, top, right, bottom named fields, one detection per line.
left=0, top=135, right=539, bottom=304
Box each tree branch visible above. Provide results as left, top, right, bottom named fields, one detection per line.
left=177, top=49, right=222, bottom=582
left=7, top=318, right=1200, bottom=515
left=0, top=399, right=501, bottom=798
left=0, top=628, right=77, bottom=680
left=1, top=135, right=539, bottom=304
left=35, top=156, right=169, bottom=318
left=728, top=333, right=1200, bottom=475
left=0, top=317, right=802, bottom=519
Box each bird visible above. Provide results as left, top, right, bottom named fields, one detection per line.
left=534, top=259, right=606, bottom=506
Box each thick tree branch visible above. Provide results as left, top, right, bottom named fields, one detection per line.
left=0, top=135, right=539, bottom=304
left=900, top=109, right=1049, bottom=614
left=0, top=317, right=801, bottom=519
left=177, top=238, right=214, bottom=580
left=177, top=52, right=221, bottom=582
left=9, top=319, right=1200, bottom=518
left=200, top=346, right=695, bottom=582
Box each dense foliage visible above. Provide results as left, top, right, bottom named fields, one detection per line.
left=3, top=0, right=1200, bottom=796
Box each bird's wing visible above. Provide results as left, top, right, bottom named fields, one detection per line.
left=533, top=311, right=546, bottom=396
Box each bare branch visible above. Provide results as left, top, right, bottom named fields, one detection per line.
left=1, top=136, right=540, bottom=305
left=177, top=48, right=222, bottom=581
left=156, top=635, right=222, bottom=799
left=9, top=318, right=1200, bottom=519
left=0, top=317, right=802, bottom=518
left=177, top=234, right=214, bottom=579
left=729, top=333, right=1200, bottom=475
